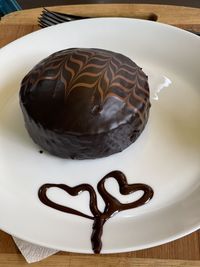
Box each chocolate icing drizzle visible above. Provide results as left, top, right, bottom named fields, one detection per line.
left=20, top=48, right=150, bottom=134
left=38, top=171, right=154, bottom=253
left=20, top=48, right=151, bottom=159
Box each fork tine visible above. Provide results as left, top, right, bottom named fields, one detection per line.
left=38, top=13, right=67, bottom=24
left=38, top=8, right=87, bottom=28
left=38, top=11, right=67, bottom=28
left=41, top=10, right=68, bottom=23
left=39, top=16, right=62, bottom=26
left=49, top=10, right=87, bottom=21
left=43, top=8, right=87, bottom=21
left=38, top=11, right=64, bottom=26
left=38, top=20, right=51, bottom=28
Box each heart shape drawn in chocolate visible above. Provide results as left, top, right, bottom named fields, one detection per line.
left=38, top=170, right=154, bottom=254
left=38, top=183, right=99, bottom=220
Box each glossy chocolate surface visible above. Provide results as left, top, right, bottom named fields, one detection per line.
left=20, top=48, right=150, bottom=159
left=38, top=170, right=154, bottom=253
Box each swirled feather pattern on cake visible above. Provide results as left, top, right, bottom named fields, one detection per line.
left=20, top=48, right=151, bottom=159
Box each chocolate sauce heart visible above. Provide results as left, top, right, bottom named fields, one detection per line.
left=98, top=170, right=154, bottom=218
left=38, top=171, right=154, bottom=254
left=38, top=183, right=100, bottom=220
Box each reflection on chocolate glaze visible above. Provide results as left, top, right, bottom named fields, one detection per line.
left=38, top=171, right=154, bottom=253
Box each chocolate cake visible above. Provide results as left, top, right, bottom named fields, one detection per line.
left=19, top=48, right=150, bottom=159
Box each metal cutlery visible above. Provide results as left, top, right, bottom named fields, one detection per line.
left=38, top=8, right=200, bottom=36
left=38, top=8, right=87, bottom=28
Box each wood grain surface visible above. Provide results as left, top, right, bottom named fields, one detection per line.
left=1, top=4, right=200, bottom=32
left=0, top=4, right=200, bottom=266
left=16, top=0, right=200, bottom=9
left=1, top=253, right=200, bottom=267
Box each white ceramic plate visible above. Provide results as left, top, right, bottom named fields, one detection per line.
left=0, top=18, right=200, bottom=253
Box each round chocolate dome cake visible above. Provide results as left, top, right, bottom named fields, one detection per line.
left=20, top=48, right=150, bottom=159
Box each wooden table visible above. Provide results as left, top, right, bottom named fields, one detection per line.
left=0, top=4, right=200, bottom=266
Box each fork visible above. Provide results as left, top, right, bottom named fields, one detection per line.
left=38, top=8, right=200, bottom=36
left=38, top=8, right=88, bottom=28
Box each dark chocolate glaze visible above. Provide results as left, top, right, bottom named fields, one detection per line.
left=20, top=48, right=151, bottom=159
left=38, top=171, right=154, bottom=253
